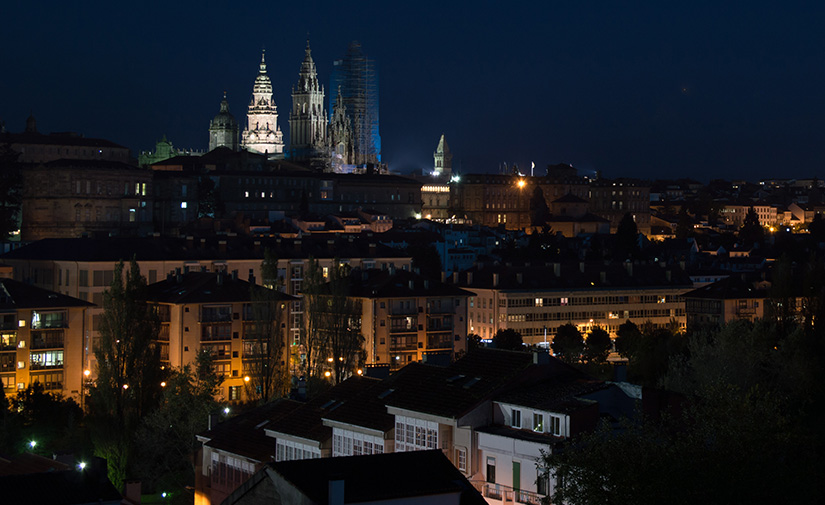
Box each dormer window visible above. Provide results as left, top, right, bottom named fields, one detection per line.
left=511, top=409, right=521, bottom=429
left=533, top=413, right=544, bottom=432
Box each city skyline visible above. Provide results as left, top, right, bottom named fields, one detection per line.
left=2, top=2, right=823, bottom=181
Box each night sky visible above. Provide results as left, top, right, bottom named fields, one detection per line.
left=2, top=1, right=823, bottom=181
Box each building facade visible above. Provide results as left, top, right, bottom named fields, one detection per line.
left=240, top=51, right=285, bottom=157
left=288, top=42, right=327, bottom=166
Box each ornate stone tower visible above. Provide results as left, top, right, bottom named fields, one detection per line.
left=209, top=92, right=239, bottom=151
left=328, top=87, right=354, bottom=173
left=289, top=41, right=327, bottom=161
left=433, top=134, right=452, bottom=178
left=240, top=50, right=284, bottom=156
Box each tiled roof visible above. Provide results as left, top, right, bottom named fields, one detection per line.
left=682, top=275, right=767, bottom=300
left=493, top=376, right=606, bottom=414
left=457, top=261, right=693, bottom=291
left=2, top=131, right=127, bottom=149
left=338, top=268, right=475, bottom=299
left=0, top=278, right=93, bottom=310
left=0, top=235, right=410, bottom=263
left=201, top=399, right=303, bottom=462
left=384, top=349, right=536, bottom=419
left=145, top=272, right=296, bottom=304
left=265, top=375, right=380, bottom=443
left=268, top=450, right=486, bottom=505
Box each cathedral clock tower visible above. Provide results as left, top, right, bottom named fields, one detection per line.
left=240, top=50, right=284, bottom=156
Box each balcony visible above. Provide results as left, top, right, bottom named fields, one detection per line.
left=202, top=323, right=232, bottom=342
left=427, top=333, right=453, bottom=350
left=390, top=336, right=419, bottom=352
left=427, top=318, right=453, bottom=331
left=470, top=481, right=545, bottom=505
left=388, top=306, right=418, bottom=316
left=31, top=330, right=65, bottom=349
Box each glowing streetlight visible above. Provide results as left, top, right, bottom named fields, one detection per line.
left=327, top=357, right=334, bottom=363
left=160, top=381, right=166, bottom=387
left=324, top=371, right=331, bottom=377
left=244, top=376, right=250, bottom=383
left=122, top=384, right=129, bottom=390
left=29, top=440, right=37, bottom=449
left=78, top=462, right=87, bottom=470
left=83, top=369, right=91, bottom=378
left=357, top=369, right=363, bottom=375
left=223, top=407, right=230, bottom=415
left=517, top=179, right=526, bottom=189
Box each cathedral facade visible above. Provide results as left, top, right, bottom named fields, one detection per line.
left=240, top=51, right=285, bottom=157
left=288, top=41, right=327, bottom=165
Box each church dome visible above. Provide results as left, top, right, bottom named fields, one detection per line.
left=210, top=93, right=237, bottom=129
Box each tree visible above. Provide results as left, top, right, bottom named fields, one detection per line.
left=135, top=350, right=222, bottom=502
left=529, top=186, right=551, bottom=226
left=492, top=328, right=523, bottom=350
left=408, top=242, right=442, bottom=279
left=552, top=324, right=584, bottom=363
left=675, top=206, right=693, bottom=239
left=196, top=173, right=222, bottom=219
left=88, top=259, right=164, bottom=490
left=0, top=143, right=22, bottom=239
left=303, top=259, right=365, bottom=384
left=244, top=249, right=290, bottom=403
left=615, top=212, right=638, bottom=258
left=583, top=326, right=612, bottom=363
left=614, top=320, right=642, bottom=360
left=739, top=206, right=764, bottom=245
left=544, top=320, right=824, bottom=505
left=301, top=258, right=326, bottom=379
left=466, top=333, right=483, bottom=352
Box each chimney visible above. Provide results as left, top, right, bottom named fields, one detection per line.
left=200, top=238, right=206, bottom=249
left=516, top=272, right=523, bottom=285
left=232, top=270, right=238, bottom=281
left=679, top=260, right=686, bottom=271
left=441, top=271, right=446, bottom=283
left=424, top=279, right=430, bottom=289
left=666, top=270, right=672, bottom=282
left=467, top=272, right=473, bottom=285
left=294, top=239, right=302, bottom=253
left=124, top=480, right=142, bottom=505
left=175, top=267, right=182, bottom=283
left=218, top=240, right=227, bottom=253
left=369, top=242, right=376, bottom=256
left=600, top=271, right=607, bottom=283
left=409, top=280, right=415, bottom=290
left=493, top=273, right=499, bottom=287
left=217, top=271, right=224, bottom=285
left=186, top=235, right=194, bottom=249
left=249, top=271, right=256, bottom=284
left=554, top=263, right=561, bottom=277
left=329, top=479, right=345, bottom=505
left=579, top=262, right=585, bottom=273
left=253, top=240, right=261, bottom=253
left=625, top=261, right=633, bottom=276
left=452, top=272, right=459, bottom=284
left=327, top=239, right=335, bottom=253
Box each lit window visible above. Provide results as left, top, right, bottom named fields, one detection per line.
left=533, top=413, right=544, bottom=432
left=181, top=202, right=187, bottom=209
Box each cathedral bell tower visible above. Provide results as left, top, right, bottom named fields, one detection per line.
left=433, top=134, right=452, bottom=178
left=289, top=40, right=327, bottom=163
left=240, top=50, right=285, bottom=157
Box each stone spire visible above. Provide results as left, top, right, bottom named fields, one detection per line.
left=289, top=40, right=327, bottom=164
left=241, top=49, right=284, bottom=156
left=433, top=134, right=452, bottom=178
left=328, top=86, right=354, bottom=172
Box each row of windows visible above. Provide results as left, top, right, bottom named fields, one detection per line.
left=511, top=408, right=562, bottom=436
left=332, top=433, right=384, bottom=457
left=394, top=421, right=438, bottom=452
left=504, top=295, right=682, bottom=308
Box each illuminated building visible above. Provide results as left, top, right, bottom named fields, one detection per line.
left=240, top=51, right=284, bottom=157
left=288, top=41, right=328, bottom=167
left=0, top=278, right=92, bottom=403
left=328, top=87, right=354, bottom=172
left=433, top=134, right=452, bottom=178
left=329, top=42, right=380, bottom=166
left=208, top=92, right=239, bottom=152
left=455, top=260, right=691, bottom=343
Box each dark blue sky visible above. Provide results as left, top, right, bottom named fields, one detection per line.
left=2, top=1, right=823, bottom=181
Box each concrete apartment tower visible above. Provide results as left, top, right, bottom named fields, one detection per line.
left=289, top=41, right=327, bottom=163
left=209, top=92, right=239, bottom=151
left=240, top=50, right=284, bottom=156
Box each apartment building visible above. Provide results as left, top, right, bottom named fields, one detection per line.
left=0, top=278, right=92, bottom=402
left=683, top=275, right=768, bottom=331
left=1, top=235, right=413, bottom=377
left=144, top=271, right=295, bottom=402
left=456, top=260, right=693, bottom=344
left=343, top=268, right=473, bottom=369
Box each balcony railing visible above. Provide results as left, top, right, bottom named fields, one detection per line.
left=470, top=481, right=545, bottom=505
left=31, top=330, right=65, bottom=349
